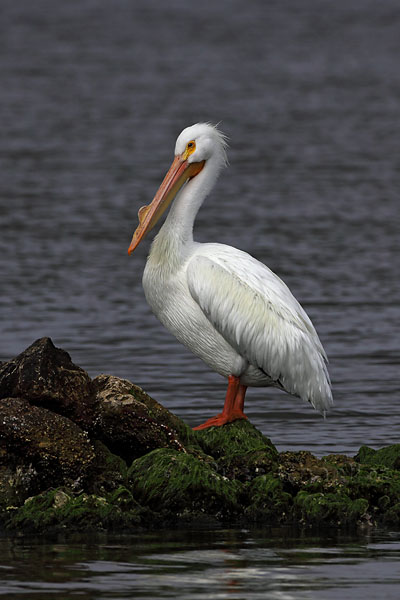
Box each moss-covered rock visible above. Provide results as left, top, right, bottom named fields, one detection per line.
left=278, top=452, right=400, bottom=528
left=355, top=445, right=400, bottom=470
left=85, top=440, right=128, bottom=494
left=279, top=451, right=344, bottom=496
left=344, top=463, right=400, bottom=512
left=6, top=486, right=146, bottom=532
left=128, top=448, right=241, bottom=522
left=194, top=419, right=277, bottom=458
left=194, top=420, right=278, bottom=481
left=245, top=474, right=292, bottom=522
left=294, top=491, right=369, bottom=527
left=382, top=503, right=400, bottom=527
left=1, top=338, right=400, bottom=533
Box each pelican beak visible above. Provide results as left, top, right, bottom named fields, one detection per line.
left=128, top=155, right=205, bottom=255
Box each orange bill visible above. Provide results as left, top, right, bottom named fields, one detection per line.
left=128, top=155, right=205, bottom=254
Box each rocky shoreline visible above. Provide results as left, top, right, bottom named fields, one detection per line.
left=0, top=338, right=399, bottom=533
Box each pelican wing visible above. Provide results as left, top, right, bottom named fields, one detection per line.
left=186, top=245, right=332, bottom=412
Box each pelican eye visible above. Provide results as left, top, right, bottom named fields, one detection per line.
left=184, top=140, right=196, bottom=158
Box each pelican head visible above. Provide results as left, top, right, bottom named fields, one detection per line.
left=174, top=123, right=228, bottom=165
left=128, top=123, right=228, bottom=254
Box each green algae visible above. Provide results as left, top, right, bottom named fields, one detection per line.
left=194, top=419, right=277, bottom=458
left=128, top=448, right=241, bottom=520
left=191, top=419, right=278, bottom=482
left=245, top=474, right=292, bottom=522
left=382, top=502, right=400, bottom=526
left=294, top=491, right=369, bottom=526
left=355, top=444, right=400, bottom=470
left=4, top=438, right=400, bottom=531
left=284, top=454, right=400, bottom=527
left=216, top=447, right=279, bottom=482
left=6, top=486, right=145, bottom=532
left=243, top=449, right=400, bottom=528
left=194, top=420, right=278, bottom=481
left=344, top=464, right=400, bottom=513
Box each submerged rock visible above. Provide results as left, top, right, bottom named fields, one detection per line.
left=1, top=338, right=400, bottom=533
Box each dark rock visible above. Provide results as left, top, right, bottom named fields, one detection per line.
left=0, top=463, right=39, bottom=508
left=90, top=374, right=202, bottom=463
left=278, top=451, right=341, bottom=493
left=0, top=338, right=96, bottom=427
left=86, top=440, right=128, bottom=495
left=0, top=397, right=96, bottom=499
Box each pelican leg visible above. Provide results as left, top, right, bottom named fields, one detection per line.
left=234, top=383, right=247, bottom=413
left=193, top=375, right=248, bottom=430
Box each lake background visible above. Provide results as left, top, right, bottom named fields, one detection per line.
left=0, top=0, right=399, bottom=597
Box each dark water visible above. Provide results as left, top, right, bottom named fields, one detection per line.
left=1, top=0, right=399, bottom=457
left=0, top=0, right=399, bottom=595
left=1, top=529, right=400, bottom=600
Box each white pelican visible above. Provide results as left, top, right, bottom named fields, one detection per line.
left=128, top=123, right=332, bottom=430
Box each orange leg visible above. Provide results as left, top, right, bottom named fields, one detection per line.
left=193, top=375, right=248, bottom=430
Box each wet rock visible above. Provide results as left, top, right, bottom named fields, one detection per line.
left=279, top=451, right=400, bottom=528
left=341, top=461, right=400, bottom=512
left=0, top=463, right=39, bottom=508
left=355, top=444, right=400, bottom=470
left=278, top=451, right=341, bottom=493
left=293, top=491, right=369, bottom=527
left=128, top=447, right=240, bottom=522
left=1, top=338, right=400, bottom=533
left=0, top=338, right=96, bottom=427
left=85, top=440, right=128, bottom=495
left=194, top=419, right=277, bottom=458
left=0, top=397, right=96, bottom=499
left=245, top=474, right=292, bottom=522
left=90, top=374, right=202, bottom=463
left=322, top=453, right=359, bottom=476
left=194, top=420, right=278, bottom=481
left=7, top=486, right=147, bottom=532
left=245, top=452, right=359, bottom=526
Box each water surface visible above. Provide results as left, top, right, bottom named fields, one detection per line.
left=1, top=1, right=400, bottom=597
left=1, top=1, right=399, bottom=460
left=1, top=529, right=400, bottom=599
